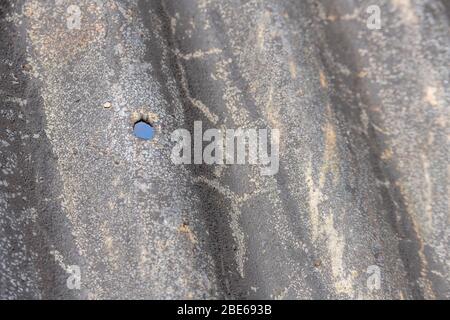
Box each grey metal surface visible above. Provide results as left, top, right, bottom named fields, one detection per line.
left=0, top=0, right=449, bottom=299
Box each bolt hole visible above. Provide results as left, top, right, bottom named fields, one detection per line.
left=133, top=120, right=155, bottom=141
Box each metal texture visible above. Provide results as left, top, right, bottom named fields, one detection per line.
left=0, top=0, right=449, bottom=299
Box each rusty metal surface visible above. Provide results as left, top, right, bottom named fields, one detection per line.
left=0, top=0, right=449, bottom=299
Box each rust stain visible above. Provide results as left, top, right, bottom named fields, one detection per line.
left=424, top=86, right=438, bottom=107
left=289, top=58, right=297, bottom=79
left=319, top=106, right=339, bottom=188
left=178, top=222, right=198, bottom=244
left=319, top=70, right=328, bottom=89
left=381, top=148, right=393, bottom=161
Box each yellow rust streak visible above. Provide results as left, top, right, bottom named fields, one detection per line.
left=319, top=70, right=328, bottom=89
left=319, top=106, right=339, bottom=188
left=178, top=222, right=198, bottom=244
left=305, top=104, right=354, bottom=296
left=256, top=11, right=271, bottom=50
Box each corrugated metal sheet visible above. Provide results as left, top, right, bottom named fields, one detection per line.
left=0, top=0, right=448, bottom=299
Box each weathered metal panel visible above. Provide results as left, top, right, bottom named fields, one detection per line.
left=0, top=0, right=448, bottom=299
